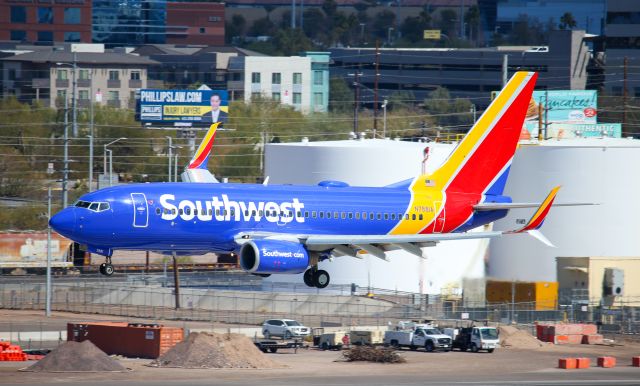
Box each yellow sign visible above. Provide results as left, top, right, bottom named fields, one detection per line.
left=163, top=105, right=207, bottom=116
left=423, top=30, right=441, bottom=40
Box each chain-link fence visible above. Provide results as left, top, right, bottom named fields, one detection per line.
left=2, top=278, right=640, bottom=335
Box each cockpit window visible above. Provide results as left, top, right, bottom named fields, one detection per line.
left=75, top=200, right=110, bottom=212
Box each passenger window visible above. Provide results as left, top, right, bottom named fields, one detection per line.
left=216, top=209, right=220, bottom=216
left=259, top=210, right=264, bottom=216
left=334, top=212, right=338, bottom=219
left=405, top=214, right=409, bottom=220
left=89, top=202, right=99, bottom=211
left=370, top=212, right=374, bottom=220
left=384, top=213, right=389, bottom=220
left=304, top=211, right=309, bottom=218
left=319, top=212, right=324, bottom=219
left=412, top=214, right=416, bottom=220
left=223, top=209, right=227, bottom=216
left=377, top=213, right=381, bottom=220
left=179, top=209, right=184, bottom=215
left=419, top=214, right=423, bottom=220
left=231, top=210, right=235, bottom=217
left=312, top=211, right=317, bottom=218
left=362, top=212, right=367, bottom=220
left=289, top=211, right=294, bottom=218
left=156, top=208, right=161, bottom=215
left=209, top=209, right=213, bottom=216
left=193, top=209, right=198, bottom=215
left=172, top=209, right=176, bottom=215
left=355, top=212, right=360, bottom=220
left=244, top=210, right=249, bottom=216
left=252, top=210, right=256, bottom=216
left=185, top=208, right=191, bottom=215
left=341, top=212, right=346, bottom=219
left=391, top=214, right=396, bottom=220
left=326, top=211, right=331, bottom=218
left=297, top=211, right=302, bottom=218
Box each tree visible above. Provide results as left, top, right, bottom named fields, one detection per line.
left=248, top=17, right=277, bottom=37
left=559, top=12, right=577, bottom=30
left=437, top=9, right=458, bottom=38
left=464, top=5, right=480, bottom=43
left=329, top=77, right=352, bottom=113
left=225, top=14, right=246, bottom=44
left=372, top=10, right=396, bottom=41
left=423, top=87, right=473, bottom=130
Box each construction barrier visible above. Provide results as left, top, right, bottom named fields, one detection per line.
left=0, top=341, right=27, bottom=361
left=536, top=323, right=602, bottom=345
left=576, top=357, right=591, bottom=369
left=559, top=358, right=577, bottom=369
left=597, top=356, right=616, bottom=368
left=632, top=356, right=640, bottom=367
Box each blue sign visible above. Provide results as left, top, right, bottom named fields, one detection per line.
left=137, top=89, right=229, bottom=127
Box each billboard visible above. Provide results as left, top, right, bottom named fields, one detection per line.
left=524, top=90, right=597, bottom=135
left=138, top=89, right=229, bottom=127
left=0, top=232, right=72, bottom=267
left=546, top=123, right=622, bottom=139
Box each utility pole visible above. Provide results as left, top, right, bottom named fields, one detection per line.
left=538, top=97, right=543, bottom=141
left=373, top=40, right=380, bottom=137
left=544, top=90, right=549, bottom=140
left=46, top=162, right=54, bottom=317
left=348, top=71, right=363, bottom=134
left=72, top=51, right=78, bottom=137
left=63, top=96, right=69, bottom=208
left=166, top=136, right=173, bottom=182
left=172, top=253, right=180, bottom=309
left=623, top=56, right=628, bottom=133
left=300, top=0, right=304, bottom=30
left=88, top=70, right=94, bottom=192
left=291, top=0, right=296, bottom=28
left=502, top=55, right=508, bottom=87
left=87, top=135, right=93, bottom=192
left=382, top=99, right=388, bottom=138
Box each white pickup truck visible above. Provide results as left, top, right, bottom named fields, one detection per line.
left=384, top=324, right=452, bottom=352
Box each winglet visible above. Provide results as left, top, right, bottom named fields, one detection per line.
left=188, top=123, right=219, bottom=170
left=511, top=186, right=561, bottom=233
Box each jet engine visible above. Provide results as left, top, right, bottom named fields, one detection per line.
left=239, top=239, right=310, bottom=274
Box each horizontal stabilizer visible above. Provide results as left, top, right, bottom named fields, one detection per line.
left=474, top=202, right=596, bottom=211
left=508, top=186, right=560, bottom=234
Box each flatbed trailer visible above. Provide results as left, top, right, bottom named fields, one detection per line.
left=254, top=338, right=306, bottom=353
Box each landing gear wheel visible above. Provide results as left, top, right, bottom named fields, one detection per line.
left=103, top=264, right=115, bottom=276
left=99, top=263, right=106, bottom=275
left=312, top=270, right=330, bottom=289
left=303, top=269, right=314, bottom=287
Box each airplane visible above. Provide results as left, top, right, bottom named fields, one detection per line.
left=50, top=71, right=576, bottom=287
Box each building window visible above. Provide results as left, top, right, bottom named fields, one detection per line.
left=314, top=92, right=322, bottom=106
left=37, top=31, right=53, bottom=42
left=292, top=92, right=302, bottom=104
left=78, top=69, right=89, bottom=80
left=199, top=27, right=205, bottom=34
left=79, top=90, right=89, bottom=100
left=251, top=72, right=260, bottom=84
left=10, top=30, right=26, bottom=41
left=108, top=91, right=119, bottom=101
left=108, top=70, right=119, bottom=80
left=57, top=70, right=68, bottom=80
left=251, top=92, right=261, bottom=99
left=38, top=7, right=53, bottom=24
left=272, top=73, right=281, bottom=84
left=208, top=16, right=221, bottom=22
left=272, top=92, right=281, bottom=102
left=64, top=32, right=81, bottom=42
left=313, top=71, right=323, bottom=85
left=64, top=8, right=81, bottom=24
left=57, top=90, right=66, bottom=100
left=293, top=72, right=302, bottom=85
left=130, top=71, right=141, bottom=80
left=10, top=6, right=27, bottom=23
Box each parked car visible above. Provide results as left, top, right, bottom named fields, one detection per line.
left=262, top=319, right=310, bottom=339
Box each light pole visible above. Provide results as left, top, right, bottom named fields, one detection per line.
left=172, top=145, right=182, bottom=182
left=382, top=99, right=388, bottom=138
left=104, top=137, right=126, bottom=187
left=62, top=95, right=69, bottom=208
left=387, top=27, right=394, bottom=45
left=165, top=136, right=173, bottom=182
left=46, top=162, right=54, bottom=317
left=87, top=135, right=93, bottom=192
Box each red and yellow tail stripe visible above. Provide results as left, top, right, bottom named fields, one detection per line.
left=188, top=123, right=219, bottom=170
left=512, top=186, right=561, bottom=233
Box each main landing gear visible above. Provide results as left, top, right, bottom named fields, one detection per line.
left=303, top=267, right=330, bottom=289
left=99, top=257, right=115, bottom=276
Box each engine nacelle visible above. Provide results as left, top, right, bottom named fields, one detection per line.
left=239, top=239, right=309, bottom=274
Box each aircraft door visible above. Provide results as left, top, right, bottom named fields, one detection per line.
left=131, top=193, right=149, bottom=228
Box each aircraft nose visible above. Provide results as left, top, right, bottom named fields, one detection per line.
left=49, top=208, right=76, bottom=237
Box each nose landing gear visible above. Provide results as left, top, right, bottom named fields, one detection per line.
left=303, top=267, right=330, bottom=289
left=99, top=257, right=115, bottom=276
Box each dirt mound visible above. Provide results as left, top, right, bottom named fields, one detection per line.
left=25, top=341, right=126, bottom=372
left=499, top=326, right=544, bottom=349
left=150, top=332, right=282, bottom=369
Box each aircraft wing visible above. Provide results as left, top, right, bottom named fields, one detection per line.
left=234, top=187, right=564, bottom=260
left=474, top=202, right=595, bottom=211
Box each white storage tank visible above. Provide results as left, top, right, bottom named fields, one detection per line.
left=489, top=138, right=640, bottom=281
left=264, top=139, right=489, bottom=293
